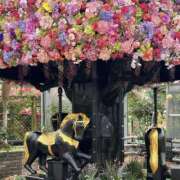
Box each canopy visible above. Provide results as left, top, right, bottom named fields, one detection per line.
left=2, top=57, right=179, bottom=87
left=0, top=0, right=179, bottom=69
left=0, top=62, right=58, bottom=91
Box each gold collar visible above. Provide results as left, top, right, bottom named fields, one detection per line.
left=58, top=131, right=79, bottom=149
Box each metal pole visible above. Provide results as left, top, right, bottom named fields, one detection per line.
left=41, top=92, right=46, bottom=129
left=31, top=96, right=37, bottom=130
left=153, top=87, right=158, bottom=126
left=58, top=62, right=64, bottom=127
left=91, top=62, right=99, bottom=164
left=58, top=87, right=62, bottom=127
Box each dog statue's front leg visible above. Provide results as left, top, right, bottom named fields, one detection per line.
left=62, top=152, right=81, bottom=172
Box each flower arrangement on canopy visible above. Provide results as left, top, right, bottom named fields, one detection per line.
left=0, top=0, right=179, bottom=69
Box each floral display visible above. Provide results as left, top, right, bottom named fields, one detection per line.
left=0, top=0, right=179, bottom=68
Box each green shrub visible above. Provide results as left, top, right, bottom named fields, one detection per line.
left=0, top=128, right=10, bottom=151
left=99, top=162, right=121, bottom=180
left=79, top=164, right=97, bottom=180
left=15, top=176, right=26, bottom=180
left=123, top=159, right=145, bottom=180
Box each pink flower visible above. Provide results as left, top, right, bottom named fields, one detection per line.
left=0, top=58, right=8, bottom=69
left=58, top=18, right=68, bottom=32
left=20, top=52, right=32, bottom=64
left=48, top=50, right=62, bottom=61
left=121, top=39, right=134, bottom=54
left=162, top=34, right=174, bottom=49
left=85, top=1, right=103, bottom=18
left=95, top=21, right=110, bottom=35
left=151, top=15, right=161, bottom=26
left=39, top=15, right=53, bottom=30
left=37, top=49, right=49, bottom=63
left=99, top=48, right=111, bottom=61
left=174, top=39, right=180, bottom=53
left=84, top=46, right=98, bottom=61
left=40, top=35, right=52, bottom=49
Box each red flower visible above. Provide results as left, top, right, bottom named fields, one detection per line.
left=143, top=13, right=151, bottom=21
left=28, top=0, right=36, bottom=6
left=154, top=32, right=164, bottom=41
left=153, top=48, right=161, bottom=59
left=0, top=4, right=4, bottom=14
left=48, top=30, right=57, bottom=39
left=76, top=18, right=82, bottom=25
left=10, top=10, right=20, bottom=20
left=92, top=22, right=98, bottom=31
left=97, top=37, right=108, bottom=48
left=113, top=12, right=121, bottom=24
left=131, top=0, right=139, bottom=3
left=81, top=2, right=86, bottom=11
left=171, top=60, right=180, bottom=65
left=102, top=3, right=112, bottom=11
left=55, top=41, right=63, bottom=50
left=175, top=32, right=180, bottom=40
left=121, top=6, right=129, bottom=15
left=112, top=53, right=123, bottom=60
left=3, top=46, right=11, bottom=52
left=140, top=3, right=148, bottom=13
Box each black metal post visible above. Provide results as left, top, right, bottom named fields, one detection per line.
left=153, top=87, right=158, bottom=126
left=58, top=87, right=62, bottom=127
left=57, top=62, right=64, bottom=126
left=91, top=62, right=99, bottom=164
left=116, top=87, right=124, bottom=164
left=119, top=92, right=124, bottom=164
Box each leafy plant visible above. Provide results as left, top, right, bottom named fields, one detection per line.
left=15, top=175, right=26, bottom=180
left=79, top=162, right=121, bottom=180
left=79, top=164, right=98, bottom=180
left=128, top=87, right=166, bottom=136
left=100, top=161, right=121, bottom=180
left=0, top=128, right=11, bottom=151
left=123, top=159, right=145, bottom=180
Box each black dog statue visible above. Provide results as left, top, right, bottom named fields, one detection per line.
left=24, top=113, right=91, bottom=175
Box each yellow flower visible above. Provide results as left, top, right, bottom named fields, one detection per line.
left=84, top=25, right=95, bottom=36
left=42, top=2, right=52, bottom=13
left=15, top=28, right=22, bottom=40
left=112, top=42, right=121, bottom=52
left=140, top=42, right=151, bottom=53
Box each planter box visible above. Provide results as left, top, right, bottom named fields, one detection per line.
left=0, top=150, right=23, bottom=179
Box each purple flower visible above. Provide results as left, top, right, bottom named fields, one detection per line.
left=161, top=14, right=170, bottom=24
left=12, top=40, right=20, bottom=50
left=3, top=51, right=13, bottom=63
left=175, top=0, right=180, bottom=5
left=0, top=33, right=3, bottom=41
left=10, top=30, right=16, bottom=39
left=66, top=3, right=79, bottom=15
left=19, top=21, right=26, bottom=32
left=59, top=32, right=67, bottom=46
left=100, top=11, right=113, bottom=21
left=141, top=21, right=154, bottom=39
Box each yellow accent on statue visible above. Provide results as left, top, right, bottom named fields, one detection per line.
left=37, top=131, right=79, bottom=149
left=37, top=132, right=56, bottom=146
left=24, top=132, right=30, bottom=162
left=60, top=113, right=90, bottom=129
left=58, top=131, right=79, bottom=149
left=149, top=128, right=159, bottom=174
left=48, top=145, right=54, bottom=156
